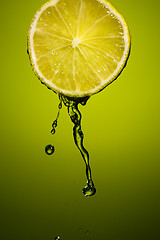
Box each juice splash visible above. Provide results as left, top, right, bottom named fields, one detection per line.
left=62, top=95, right=96, bottom=196
left=47, top=95, right=96, bottom=197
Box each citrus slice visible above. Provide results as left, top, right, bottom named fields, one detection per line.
left=28, top=0, right=131, bottom=97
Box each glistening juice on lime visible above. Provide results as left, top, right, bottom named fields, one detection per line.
left=27, top=0, right=131, bottom=197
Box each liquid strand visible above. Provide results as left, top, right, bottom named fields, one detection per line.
left=51, top=95, right=62, bottom=134
left=61, top=95, right=96, bottom=197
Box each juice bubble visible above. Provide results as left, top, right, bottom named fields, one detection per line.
left=45, top=144, right=55, bottom=155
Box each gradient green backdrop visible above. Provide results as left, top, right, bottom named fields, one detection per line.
left=1, top=0, right=160, bottom=239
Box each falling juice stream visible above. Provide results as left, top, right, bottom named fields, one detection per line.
left=47, top=94, right=96, bottom=197
left=61, top=95, right=96, bottom=197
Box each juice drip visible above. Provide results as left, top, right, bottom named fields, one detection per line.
left=61, top=95, right=96, bottom=197
left=51, top=95, right=62, bottom=134
left=45, top=96, right=62, bottom=155
left=45, top=144, right=55, bottom=155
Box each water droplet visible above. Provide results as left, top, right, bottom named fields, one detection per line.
left=97, top=70, right=101, bottom=73
left=45, top=144, right=55, bottom=155
left=55, top=236, right=60, bottom=240
left=82, top=180, right=96, bottom=197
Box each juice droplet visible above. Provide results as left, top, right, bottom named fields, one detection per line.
left=82, top=180, right=96, bottom=197
left=55, top=236, right=60, bottom=240
left=45, top=144, right=54, bottom=155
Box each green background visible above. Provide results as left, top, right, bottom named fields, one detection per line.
left=1, top=0, right=160, bottom=239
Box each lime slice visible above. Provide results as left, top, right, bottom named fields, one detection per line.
left=28, top=0, right=131, bottom=97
